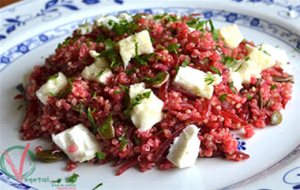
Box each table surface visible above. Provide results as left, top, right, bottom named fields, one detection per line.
left=0, top=0, right=20, bottom=8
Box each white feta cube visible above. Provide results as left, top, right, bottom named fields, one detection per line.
left=118, top=30, right=154, bottom=68
left=81, top=51, right=113, bottom=84
left=219, top=24, right=244, bottom=49
left=229, top=70, right=243, bottom=91
left=36, top=72, right=68, bottom=104
left=129, top=83, right=164, bottom=132
left=174, top=66, right=222, bottom=99
left=246, top=45, right=276, bottom=70
left=52, top=124, right=101, bottom=163
left=167, top=125, right=200, bottom=169
left=259, top=44, right=289, bottom=68
left=78, top=22, right=93, bottom=35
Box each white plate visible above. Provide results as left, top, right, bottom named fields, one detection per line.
left=0, top=0, right=300, bottom=190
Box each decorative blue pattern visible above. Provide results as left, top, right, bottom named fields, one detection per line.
left=0, top=170, right=37, bottom=190
left=283, top=167, right=300, bottom=190
left=236, top=137, right=247, bottom=151
left=231, top=0, right=300, bottom=19
left=0, top=3, right=299, bottom=190
left=0, top=7, right=300, bottom=71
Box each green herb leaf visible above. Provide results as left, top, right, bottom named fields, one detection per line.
left=135, top=42, right=139, bottom=57
left=92, top=183, right=103, bottom=190
left=95, top=151, right=106, bottom=160
left=143, top=72, right=168, bottom=85
left=208, top=19, right=218, bottom=41
left=271, top=84, right=277, bottom=90
left=182, top=59, right=189, bottom=67
left=204, top=73, right=215, bottom=85
left=247, top=94, right=253, bottom=100
left=167, top=43, right=180, bottom=54
left=229, top=82, right=237, bottom=94
left=110, top=19, right=138, bottom=35
left=98, top=114, right=115, bottom=139
left=66, top=173, right=79, bottom=183
left=57, top=78, right=73, bottom=98
left=118, top=136, right=128, bottom=150
left=87, top=107, right=97, bottom=131
left=73, top=102, right=85, bottom=114
left=219, top=94, right=227, bottom=102
left=210, top=66, right=221, bottom=75
left=48, top=73, right=59, bottom=80
left=134, top=53, right=154, bottom=65
left=187, top=19, right=208, bottom=31
left=223, top=56, right=237, bottom=68
left=131, top=91, right=151, bottom=107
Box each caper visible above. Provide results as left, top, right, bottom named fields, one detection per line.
left=36, top=150, right=66, bottom=163
left=270, top=111, right=282, bottom=125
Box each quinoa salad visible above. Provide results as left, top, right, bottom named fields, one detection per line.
left=20, top=13, right=294, bottom=175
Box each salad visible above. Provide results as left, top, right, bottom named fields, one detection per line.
left=20, top=13, right=293, bottom=175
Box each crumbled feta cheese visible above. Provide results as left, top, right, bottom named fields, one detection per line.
left=259, top=44, right=289, bottom=67
left=129, top=82, right=164, bottom=132
left=118, top=30, right=154, bottom=67
left=52, top=124, right=101, bottom=163
left=167, top=125, right=200, bottom=169
left=95, top=16, right=119, bottom=29
left=78, top=22, right=93, bottom=35
left=81, top=51, right=113, bottom=84
left=118, top=13, right=133, bottom=22
left=174, top=66, right=222, bottom=99
left=219, top=24, right=244, bottom=49
left=36, top=72, right=68, bottom=104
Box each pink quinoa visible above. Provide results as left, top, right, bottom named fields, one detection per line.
left=20, top=14, right=293, bottom=175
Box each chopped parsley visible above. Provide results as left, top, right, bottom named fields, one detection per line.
left=181, top=59, right=189, bottom=67
left=96, top=70, right=105, bottom=77
left=208, top=19, right=218, bottom=41
left=100, top=39, right=121, bottom=68
left=229, top=82, right=237, bottom=94
left=167, top=43, right=180, bottom=54
left=73, top=102, right=85, bottom=114
left=270, top=84, right=277, bottom=90
left=154, top=14, right=177, bottom=23
left=219, top=94, right=227, bottom=102
left=48, top=73, right=59, bottom=80
left=110, top=19, right=138, bottom=35
left=95, top=151, right=106, bottom=160
left=223, top=56, right=237, bottom=68
left=204, top=73, right=215, bottom=85
left=210, top=66, right=221, bottom=75
left=143, top=72, right=168, bottom=85
left=87, top=107, right=97, bottom=132
left=57, top=78, right=73, bottom=98
left=118, top=136, right=128, bottom=150
left=187, top=19, right=208, bottom=31
left=66, top=173, right=79, bottom=183
left=124, top=91, right=151, bottom=117
left=131, top=91, right=151, bottom=107
left=247, top=94, right=253, bottom=100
